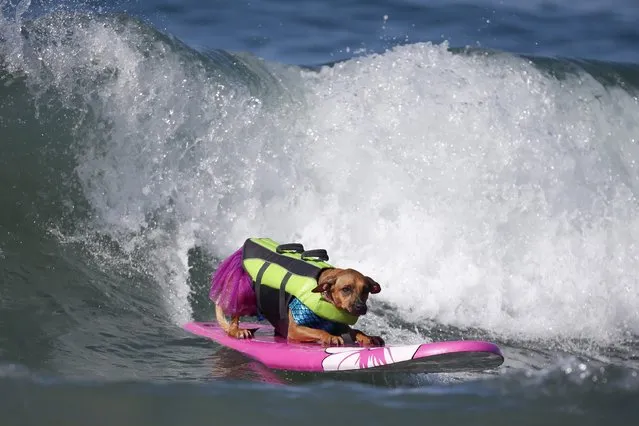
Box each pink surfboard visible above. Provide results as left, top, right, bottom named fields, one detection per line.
left=183, top=321, right=504, bottom=373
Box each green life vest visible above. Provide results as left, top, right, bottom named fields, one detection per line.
left=241, top=238, right=359, bottom=328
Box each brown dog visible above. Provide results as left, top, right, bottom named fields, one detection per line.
left=214, top=266, right=385, bottom=347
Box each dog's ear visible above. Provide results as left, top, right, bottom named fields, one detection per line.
left=312, top=269, right=338, bottom=293
left=312, top=276, right=336, bottom=293
left=366, top=277, right=381, bottom=294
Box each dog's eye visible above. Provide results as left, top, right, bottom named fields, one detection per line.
left=342, top=286, right=352, bottom=294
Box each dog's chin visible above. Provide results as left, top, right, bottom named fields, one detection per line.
left=332, top=304, right=366, bottom=316
left=329, top=298, right=368, bottom=316
left=348, top=306, right=367, bottom=316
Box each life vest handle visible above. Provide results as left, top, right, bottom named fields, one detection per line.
left=301, top=249, right=329, bottom=262
left=276, top=243, right=304, bottom=254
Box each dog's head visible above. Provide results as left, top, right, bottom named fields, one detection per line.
left=312, top=268, right=381, bottom=316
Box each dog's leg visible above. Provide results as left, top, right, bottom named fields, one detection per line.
left=215, top=302, right=231, bottom=332
left=286, top=311, right=344, bottom=346
left=215, top=302, right=254, bottom=339
left=228, top=316, right=254, bottom=339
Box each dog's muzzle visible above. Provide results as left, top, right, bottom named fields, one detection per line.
left=352, top=300, right=367, bottom=315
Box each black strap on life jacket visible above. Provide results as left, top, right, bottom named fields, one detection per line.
left=255, top=281, right=292, bottom=337
left=278, top=272, right=293, bottom=319
left=253, top=261, right=270, bottom=317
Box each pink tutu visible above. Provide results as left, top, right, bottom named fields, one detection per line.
left=208, top=248, right=257, bottom=317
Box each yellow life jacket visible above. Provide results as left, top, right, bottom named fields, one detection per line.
left=241, top=238, right=359, bottom=336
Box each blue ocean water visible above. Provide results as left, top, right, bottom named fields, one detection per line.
left=2, top=0, right=639, bottom=425
left=134, top=0, right=639, bottom=66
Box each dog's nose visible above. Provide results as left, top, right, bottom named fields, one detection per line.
left=353, top=300, right=367, bottom=315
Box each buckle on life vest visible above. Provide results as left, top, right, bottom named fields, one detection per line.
left=301, top=249, right=329, bottom=262
left=276, top=243, right=304, bottom=254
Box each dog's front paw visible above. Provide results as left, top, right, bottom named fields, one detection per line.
left=369, top=335, right=385, bottom=346
left=356, top=333, right=385, bottom=347
left=319, top=333, right=344, bottom=347
left=229, top=328, right=254, bottom=339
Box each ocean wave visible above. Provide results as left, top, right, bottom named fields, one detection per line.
left=2, top=4, right=639, bottom=379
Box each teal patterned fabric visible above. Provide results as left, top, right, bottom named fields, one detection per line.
left=289, top=297, right=344, bottom=334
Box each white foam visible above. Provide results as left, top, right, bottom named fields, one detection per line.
left=76, top=37, right=639, bottom=342
left=279, top=42, right=639, bottom=344
left=6, top=7, right=639, bottom=342
left=220, top=42, right=639, bottom=344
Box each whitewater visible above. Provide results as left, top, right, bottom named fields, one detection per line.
left=12, top=11, right=638, bottom=344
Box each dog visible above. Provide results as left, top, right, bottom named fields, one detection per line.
left=209, top=243, right=385, bottom=347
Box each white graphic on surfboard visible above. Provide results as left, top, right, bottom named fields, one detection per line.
left=321, top=345, right=421, bottom=371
